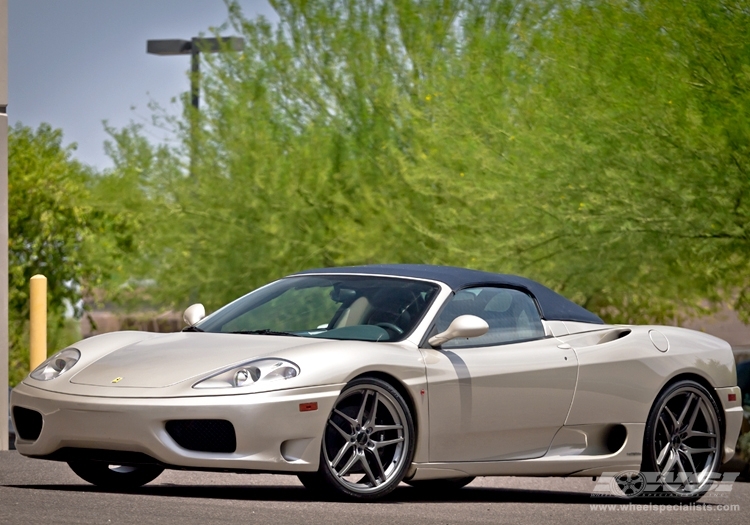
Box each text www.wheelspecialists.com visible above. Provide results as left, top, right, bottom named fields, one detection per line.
left=590, top=503, right=740, bottom=512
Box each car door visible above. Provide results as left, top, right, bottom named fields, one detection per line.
left=422, top=287, right=578, bottom=462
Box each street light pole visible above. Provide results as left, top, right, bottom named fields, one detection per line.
left=190, top=40, right=200, bottom=110
left=147, top=36, right=245, bottom=110
left=147, top=37, right=244, bottom=176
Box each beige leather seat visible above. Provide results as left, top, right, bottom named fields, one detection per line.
left=334, top=296, right=372, bottom=328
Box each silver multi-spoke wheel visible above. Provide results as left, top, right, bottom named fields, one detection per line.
left=324, top=383, right=410, bottom=493
left=300, top=377, right=414, bottom=500
left=644, top=381, right=722, bottom=501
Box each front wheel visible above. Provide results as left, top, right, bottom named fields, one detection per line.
left=68, top=460, right=164, bottom=489
left=298, top=377, right=415, bottom=501
left=640, top=380, right=723, bottom=502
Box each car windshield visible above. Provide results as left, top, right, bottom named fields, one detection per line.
left=196, top=275, right=441, bottom=342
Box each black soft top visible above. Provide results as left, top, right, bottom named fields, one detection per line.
left=294, top=264, right=604, bottom=324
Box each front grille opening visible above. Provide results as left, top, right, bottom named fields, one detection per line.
left=13, top=406, right=43, bottom=441
left=165, top=419, right=236, bottom=453
left=42, top=447, right=160, bottom=465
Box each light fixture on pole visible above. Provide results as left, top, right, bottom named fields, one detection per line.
left=147, top=37, right=244, bottom=109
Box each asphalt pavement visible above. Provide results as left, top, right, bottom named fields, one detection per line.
left=1, top=451, right=748, bottom=525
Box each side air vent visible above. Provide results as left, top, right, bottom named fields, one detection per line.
left=606, top=424, right=627, bottom=453
left=165, top=419, right=237, bottom=453
left=562, top=328, right=633, bottom=349
left=598, top=329, right=631, bottom=345
left=13, top=406, right=43, bottom=441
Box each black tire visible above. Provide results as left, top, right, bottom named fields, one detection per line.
left=68, top=460, right=164, bottom=489
left=405, top=476, right=475, bottom=491
left=298, top=377, right=415, bottom=501
left=639, top=379, right=723, bottom=503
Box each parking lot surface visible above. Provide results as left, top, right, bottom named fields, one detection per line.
left=1, top=451, right=747, bottom=525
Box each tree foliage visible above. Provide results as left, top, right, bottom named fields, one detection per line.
left=8, top=123, right=133, bottom=384
left=98, top=0, right=750, bottom=324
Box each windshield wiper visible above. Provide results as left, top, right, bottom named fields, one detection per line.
left=182, top=326, right=204, bottom=332
left=228, top=329, right=301, bottom=337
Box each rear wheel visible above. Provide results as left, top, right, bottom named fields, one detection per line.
left=68, top=460, right=164, bottom=489
left=298, top=377, right=415, bottom=501
left=641, top=380, right=723, bottom=502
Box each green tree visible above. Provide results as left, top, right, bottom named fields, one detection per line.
left=100, top=0, right=750, bottom=326
left=8, top=123, right=133, bottom=384
left=497, top=0, right=750, bottom=322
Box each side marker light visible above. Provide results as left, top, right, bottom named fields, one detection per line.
left=299, top=402, right=318, bottom=412
left=728, top=393, right=737, bottom=402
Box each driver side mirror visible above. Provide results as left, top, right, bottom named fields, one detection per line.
left=183, top=303, right=206, bottom=327
left=428, top=315, right=489, bottom=347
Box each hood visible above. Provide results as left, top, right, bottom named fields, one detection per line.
left=69, top=332, right=323, bottom=388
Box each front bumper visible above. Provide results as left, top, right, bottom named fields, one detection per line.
left=10, top=381, right=342, bottom=472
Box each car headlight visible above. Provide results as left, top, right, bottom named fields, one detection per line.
left=193, top=358, right=300, bottom=389
left=29, top=348, right=81, bottom=381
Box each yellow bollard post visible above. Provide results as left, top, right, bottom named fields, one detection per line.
left=29, top=274, right=48, bottom=371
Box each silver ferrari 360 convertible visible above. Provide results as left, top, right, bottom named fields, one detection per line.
left=10, top=265, right=743, bottom=501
